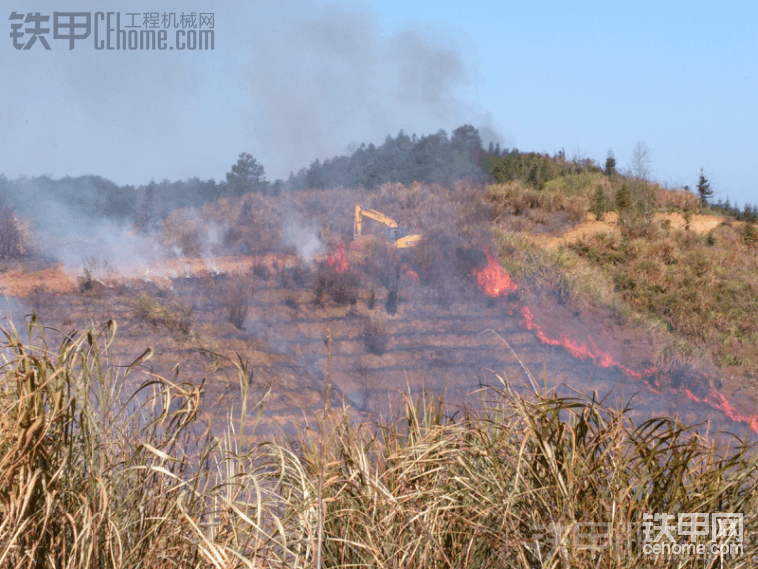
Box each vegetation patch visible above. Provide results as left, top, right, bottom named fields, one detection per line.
left=132, top=290, right=193, bottom=334
left=0, top=205, right=29, bottom=259
left=361, top=316, right=389, bottom=355
left=315, top=265, right=360, bottom=306
left=570, top=224, right=758, bottom=375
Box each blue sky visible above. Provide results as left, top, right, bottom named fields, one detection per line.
left=2, top=1, right=756, bottom=206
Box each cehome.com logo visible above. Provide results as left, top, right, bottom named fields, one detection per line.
left=642, top=513, right=744, bottom=557
left=530, top=512, right=745, bottom=559
left=9, top=12, right=214, bottom=51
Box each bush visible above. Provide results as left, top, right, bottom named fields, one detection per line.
left=279, top=264, right=311, bottom=290
left=132, top=291, right=192, bottom=333
left=284, top=294, right=298, bottom=310
left=226, top=276, right=250, bottom=329
left=77, top=267, right=95, bottom=292
left=162, top=208, right=206, bottom=257
left=314, top=265, right=359, bottom=305
left=566, top=195, right=589, bottom=224
left=618, top=206, right=656, bottom=239
left=0, top=205, right=27, bottom=259
left=614, top=183, right=632, bottom=211
left=362, top=316, right=389, bottom=355
left=386, top=289, right=397, bottom=314
left=252, top=263, right=271, bottom=279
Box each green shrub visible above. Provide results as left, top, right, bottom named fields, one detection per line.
left=743, top=221, right=756, bottom=246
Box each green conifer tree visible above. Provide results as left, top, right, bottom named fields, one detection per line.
left=615, top=183, right=632, bottom=211
left=590, top=185, right=606, bottom=221
left=604, top=150, right=616, bottom=176
left=697, top=169, right=713, bottom=207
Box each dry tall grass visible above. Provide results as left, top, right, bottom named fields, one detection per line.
left=1, top=318, right=756, bottom=568
left=0, top=206, right=29, bottom=259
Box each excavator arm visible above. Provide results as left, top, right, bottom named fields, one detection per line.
left=354, top=205, right=398, bottom=239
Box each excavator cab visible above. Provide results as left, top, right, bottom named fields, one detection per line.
left=386, top=226, right=409, bottom=241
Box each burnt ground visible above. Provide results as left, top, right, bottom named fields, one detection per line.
left=4, top=257, right=756, bottom=444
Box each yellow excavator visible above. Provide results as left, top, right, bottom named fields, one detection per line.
left=353, top=205, right=422, bottom=314
left=353, top=205, right=422, bottom=249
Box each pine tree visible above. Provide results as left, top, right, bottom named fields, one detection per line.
left=745, top=204, right=758, bottom=223
left=590, top=185, right=606, bottom=221
left=743, top=220, right=756, bottom=245
left=696, top=169, right=713, bottom=207
left=604, top=150, right=616, bottom=176
left=615, top=183, right=632, bottom=211
left=226, top=153, right=267, bottom=196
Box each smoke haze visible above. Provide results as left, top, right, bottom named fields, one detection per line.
left=1, top=0, right=494, bottom=186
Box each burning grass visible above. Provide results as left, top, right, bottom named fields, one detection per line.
left=1, top=320, right=757, bottom=568
left=568, top=222, right=758, bottom=380
left=3, top=173, right=758, bottom=561
left=485, top=225, right=758, bottom=435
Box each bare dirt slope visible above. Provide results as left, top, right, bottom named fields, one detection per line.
left=533, top=211, right=724, bottom=249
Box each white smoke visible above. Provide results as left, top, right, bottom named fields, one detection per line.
left=282, top=214, right=324, bottom=265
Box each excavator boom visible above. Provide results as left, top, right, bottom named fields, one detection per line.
left=354, top=205, right=398, bottom=239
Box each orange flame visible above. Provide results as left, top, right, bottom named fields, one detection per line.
left=475, top=252, right=758, bottom=435
left=519, top=306, right=642, bottom=380
left=704, top=391, right=758, bottom=432
left=518, top=304, right=758, bottom=434
left=473, top=248, right=517, bottom=297
left=403, top=266, right=419, bottom=282
left=326, top=243, right=348, bottom=274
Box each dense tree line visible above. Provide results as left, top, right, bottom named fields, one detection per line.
left=484, top=148, right=602, bottom=188
left=287, top=124, right=487, bottom=190
left=0, top=125, right=495, bottom=230
left=0, top=174, right=223, bottom=228
left=710, top=198, right=758, bottom=222
left=8, top=126, right=752, bottom=232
